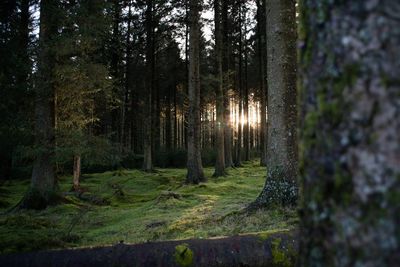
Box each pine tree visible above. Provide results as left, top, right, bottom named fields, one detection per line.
left=20, top=0, right=61, bottom=209
left=213, top=0, right=226, bottom=177
left=0, top=0, right=33, bottom=181
left=142, top=0, right=155, bottom=172
left=250, top=0, right=297, bottom=209
left=222, top=0, right=233, bottom=168
left=256, top=0, right=268, bottom=167
left=186, top=0, right=205, bottom=184
left=54, top=0, right=110, bottom=191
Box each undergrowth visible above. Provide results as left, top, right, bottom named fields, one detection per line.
left=0, top=160, right=298, bottom=254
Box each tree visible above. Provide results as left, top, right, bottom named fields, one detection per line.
left=108, top=0, right=124, bottom=145
left=234, top=0, right=244, bottom=167
left=242, top=3, right=250, bottom=162
left=20, top=0, right=60, bottom=209
left=299, top=1, right=400, bottom=266
left=142, top=0, right=155, bottom=172
left=0, top=0, right=33, bottom=181
left=213, top=0, right=226, bottom=177
left=249, top=0, right=297, bottom=209
left=55, top=0, right=110, bottom=191
left=222, top=0, right=233, bottom=168
left=186, top=0, right=205, bottom=184
left=256, top=0, right=267, bottom=167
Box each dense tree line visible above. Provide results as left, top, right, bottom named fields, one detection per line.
left=0, top=0, right=267, bottom=187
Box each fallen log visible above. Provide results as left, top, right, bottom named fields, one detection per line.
left=0, top=230, right=298, bottom=267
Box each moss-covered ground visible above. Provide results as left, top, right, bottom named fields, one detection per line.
left=0, top=160, right=298, bottom=254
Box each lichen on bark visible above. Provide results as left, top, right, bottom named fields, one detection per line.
left=299, top=1, right=400, bottom=266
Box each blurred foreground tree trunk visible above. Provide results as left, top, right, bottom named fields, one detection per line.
left=299, top=1, right=400, bottom=266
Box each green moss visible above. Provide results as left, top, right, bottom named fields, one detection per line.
left=257, top=229, right=292, bottom=243
left=258, top=231, right=272, bottom=242
left=301, top=63, right=361, bottom=159
left=271, top=238, right=292, bottom=267
left=271, top=238, right=297, bottom=267
left=174, top=243, right=194, bottom=267
left=0, top=160, right=298, bottom=254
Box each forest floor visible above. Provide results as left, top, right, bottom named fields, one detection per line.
left=0, top=160, right=298, bottom=255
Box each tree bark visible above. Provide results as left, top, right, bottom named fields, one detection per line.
left=122, top=0, right=133, bottom=150
left=243, top=8, right=250, bottom=162
left=213, top=0, right=226, bottom=177
left=110, top=0, right=122, bottom=145
left=142, top=0, right=154, bottom=172
left=250, top=0, right=297, bottom=209
left=256, top=0, right=268, bottom=167
left=165, top=90, right=172, bottom=150
left=234, top=2, right=244, bottom=168
left=222, top=0, right=233, bottom=168
left=186, top=0, right=205, bottom=184
left=20, top=0, right=59, bottom=210
left=72, top=155, right=81, bottom=191
left=299, top=1, right=400, bottom=266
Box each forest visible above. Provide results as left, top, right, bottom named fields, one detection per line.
left=0, top=0, right=399, bottom=266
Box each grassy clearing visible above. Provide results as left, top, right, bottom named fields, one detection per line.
left=0, top=160, right=298, bottom=254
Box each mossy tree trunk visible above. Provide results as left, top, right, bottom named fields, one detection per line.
left=20, top=0, right=59, bottom=210
left=299, top=1, right=400, bottom=266
left=186, top=0, right=205, bottom=184
left=250, top=0, right=298, bottom=209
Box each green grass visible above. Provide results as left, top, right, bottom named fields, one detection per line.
left=0, top=160, right=298, bottom=254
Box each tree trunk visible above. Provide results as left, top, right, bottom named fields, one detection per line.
left=186, top=0, right=205, bottom=184
left=165, top=90, right=172, bottom=150
left=110, top=0, right=122, bottom=145
left=72, top=155, right=81, bottom=191
left=222, top=0, right=233, bottom=168
left=243, top=10, right=250, bottom=162
left=299, top=1, right=400, bottom=266
left=257, top=0, right=268, bottom=167
left=142, top=0, right=154, bottom=172
left=234, top=2, right=244, bottom=167
left=122, top=0, right=133, bottom=151
left=250, top=0, right=297, bottom=209
left=235, top=100, right=243, bottom=167
left=20, top=0, right=59, bottom=210
left=174, top=87, right=178, bottom=149
left=152, top=66, right=161, bottom=156
left=213, top=0, right=226, bottom=177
